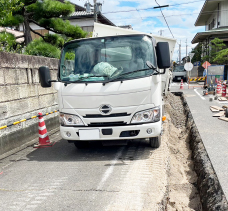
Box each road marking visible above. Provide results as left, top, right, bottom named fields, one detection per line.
left=194, top=89, right=205, bottom=100
left=218, top=101, right=228, bottom=104
left=97, top=147, right=124, bottom=190
left=25, top=205, right=38, bottom=209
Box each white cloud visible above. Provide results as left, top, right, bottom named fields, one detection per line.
left=70, top=0, right=205, bottom=61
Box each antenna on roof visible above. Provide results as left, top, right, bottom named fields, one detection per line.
left=84, top=2, right=92, bottom=13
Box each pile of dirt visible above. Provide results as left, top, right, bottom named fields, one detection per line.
left=164, top=93, right=202, bottom=211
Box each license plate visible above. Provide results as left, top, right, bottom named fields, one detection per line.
left=79, top=129, right=100, bottom=140
left=177, top=77, right=181, bottom=80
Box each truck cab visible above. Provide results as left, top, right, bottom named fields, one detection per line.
left=38, top=33, right=172, bottom=149
left=172, top=65, right=187, bottom=82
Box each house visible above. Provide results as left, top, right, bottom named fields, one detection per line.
left=118, top=25, right=133, bottom=30
left=19, top=1, right=115, bottom=40
left=191, top=0, right=228, bottom=56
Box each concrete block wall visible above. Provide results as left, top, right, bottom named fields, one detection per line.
left=0, top=52, right=59, bottom=157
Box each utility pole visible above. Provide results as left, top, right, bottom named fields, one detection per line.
left=158, top=30, right=164, bottom=36
left=186, top=38, right=188, bottom=63
left=179, top=40, right=181, bottom=64
left=94, top=0, right=97, bottom=22
left=85, top=1, right=102, bottom=23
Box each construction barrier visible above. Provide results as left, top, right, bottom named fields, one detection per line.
left=216, top=81, right=222, bottom=94
left=222, top=83, right=227, bottom=97
left=0, top=110, right=59, bottom=130
left=189, top=77, right=206, bottom=82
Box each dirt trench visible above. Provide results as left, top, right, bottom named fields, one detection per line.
left=163, top=92, right=228, bottom=211
left=163, top=93, right=202, bottom=210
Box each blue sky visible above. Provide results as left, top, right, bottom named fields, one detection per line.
left=71, top=0, right=206, bottom=61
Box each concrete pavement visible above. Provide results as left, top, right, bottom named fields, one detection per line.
left=171, top=82, right=228, bottom=200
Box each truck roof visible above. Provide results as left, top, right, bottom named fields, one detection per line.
left=64, top=33, right=153, bottom=46
left=92, top=23, right=176, bottom=60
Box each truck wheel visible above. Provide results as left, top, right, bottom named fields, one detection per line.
left=225, top=108, right=228, bottom=118
left=149, top=136, right=161, bottom=148
left=74, top=141, right=89, bottom=149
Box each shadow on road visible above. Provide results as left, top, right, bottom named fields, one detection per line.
left=25, top=138, right=153, bottom=163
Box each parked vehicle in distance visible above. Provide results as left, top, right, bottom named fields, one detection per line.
left=172, top=65, right=187, bottom=82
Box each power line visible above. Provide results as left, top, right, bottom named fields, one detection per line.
left=154, top=0, right=174, bottom=38
left=102, top=0, right=205, bottom=14
left=106, top=9, right=228, bottom=22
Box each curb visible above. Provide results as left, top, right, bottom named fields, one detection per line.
left=0, top=127, right=59, bottom=160
left=174, top=92, right=228, bottom=210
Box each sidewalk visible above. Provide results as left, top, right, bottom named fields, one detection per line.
left=171, top=83, right=228, bottom=200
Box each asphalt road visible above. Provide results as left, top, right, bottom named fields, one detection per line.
left=0, top=132, right=168, bottom=211
left=171, top=81, right=228, bottom=200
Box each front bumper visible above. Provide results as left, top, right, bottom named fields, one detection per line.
left=60, top=121, right=162, bottom=141
left=173, top=76, right=186, bottom=81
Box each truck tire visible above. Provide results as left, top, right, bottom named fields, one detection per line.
left=225, top=108, right=228, bottom=118
left=149, top=136, right=161, bottom=148
left=74, top=141, right=89, bottom=149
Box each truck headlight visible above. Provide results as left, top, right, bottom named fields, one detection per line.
left=131, top=107, right=160, bottom=124
left=59, top=113, right=84, bottom=126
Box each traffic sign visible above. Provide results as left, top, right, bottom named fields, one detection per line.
left=184, top=62, right=193, bottom=71
left=194, top=61, right=201, bottom=66
left=189, top=53, right=195, bottom=60
left=202, top=61, right=211, bottom=69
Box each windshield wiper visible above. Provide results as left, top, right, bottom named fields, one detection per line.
left=104, top=68, right=151, bottom=84
left=76, top=75, right=110, bottom=81
left=63, top=75, right=109, bottom=86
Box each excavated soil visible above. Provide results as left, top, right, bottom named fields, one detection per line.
left=164, top=93, right=202, bottom=211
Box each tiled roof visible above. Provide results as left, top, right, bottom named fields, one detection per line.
left=70, top=11, right=94, bottom=16
left=192, top=28, right=228, bottom=44
left=69, top=11, right=115, bottom=26
left=57, top=0, right=85, bottom=11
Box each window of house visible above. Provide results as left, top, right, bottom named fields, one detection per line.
left=211, top=19, right=215, bottom=29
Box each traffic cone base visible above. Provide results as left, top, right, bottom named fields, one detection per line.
left=34, top=141, right=55, bottom=148
left=34, top=112, right=55, bottom=148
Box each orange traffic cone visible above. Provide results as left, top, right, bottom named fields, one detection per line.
left=180, top=79, right=184, bottom=89
left=222, top=82, right=227, bottom=97
left=34, top=112, right=55, bottom=148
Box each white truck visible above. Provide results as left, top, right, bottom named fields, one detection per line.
left=39, top=23, right=176, bottom=148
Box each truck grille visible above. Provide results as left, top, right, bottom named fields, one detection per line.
left=83, top=113, right=131, bottom=118
left=87, top=122, right=127, bottom=127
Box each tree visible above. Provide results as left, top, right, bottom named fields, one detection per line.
left=191, top=43, right=203, bottom=64
left=202, top=38, right=226, bottom=64
left=0, top=31, right=17, bottom=52
left=0, top=0, right=87, bottom=57
left=213, top=48, right=228, bottom=64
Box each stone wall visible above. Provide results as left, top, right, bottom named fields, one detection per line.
left=0, top=52, right=59, bottom=157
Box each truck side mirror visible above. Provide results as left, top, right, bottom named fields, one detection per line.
left=156, top=42, right=170, bottom=71
left=38, top=66, right=52, bottom=87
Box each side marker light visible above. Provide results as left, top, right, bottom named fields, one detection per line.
left=162, top=116, right=166, bottom=121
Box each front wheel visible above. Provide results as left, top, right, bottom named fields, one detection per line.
left=74, top=141, right=89, bottom=149
left=149, top=136, right=161, bottom=148
left=225, top=108, right=228, bottom=118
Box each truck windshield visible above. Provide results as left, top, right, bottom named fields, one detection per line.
left=173, top=66, right=185, bottom=72
left=59, top=35, right=156, bottom=82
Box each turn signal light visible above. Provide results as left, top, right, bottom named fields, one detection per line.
left=162, top=116, right=166, bottom=121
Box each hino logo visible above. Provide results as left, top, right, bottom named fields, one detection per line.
left=99, top=105, right=112, bottom=115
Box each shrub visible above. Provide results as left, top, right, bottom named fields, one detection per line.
left=25, top=38, right=61, bottom=58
